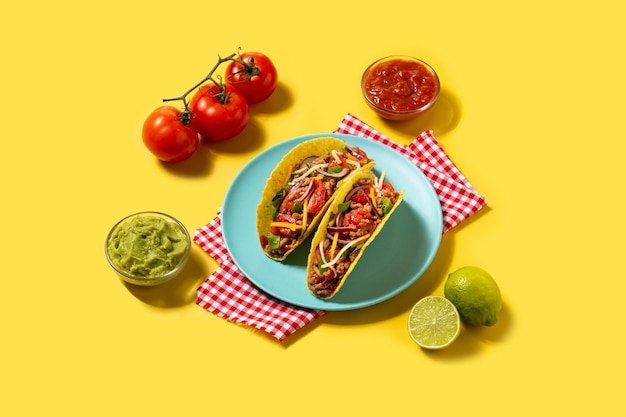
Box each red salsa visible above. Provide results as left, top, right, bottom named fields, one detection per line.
left=363, top=58, right=438, bottom=113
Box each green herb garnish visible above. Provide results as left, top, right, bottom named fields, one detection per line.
left=338, top=202, right=351, bottom=212
left=291, top=200, right=303, bottom=214
left=381, top=197, right=392, bottom=217
left=317, top=257, right=327, bottom=274
left=267, top=233, right=280, bottom=250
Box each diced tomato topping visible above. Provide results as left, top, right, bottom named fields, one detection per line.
left=381, top=181, right=396, bottom=196
left=349, top=188, right=370, bottom=204
left=270, top=214, right=299, bottom=237
left=343, top=208, right=371, bottom=227
left=307, top=180, right=327, bottom=214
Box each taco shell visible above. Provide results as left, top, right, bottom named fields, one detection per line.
left=256, top=137, right=375, bottom=261
left=306, top=168, right=404, bottom=299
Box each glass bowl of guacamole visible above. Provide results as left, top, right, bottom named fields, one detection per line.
left=105, top=211, right=191, bottom=286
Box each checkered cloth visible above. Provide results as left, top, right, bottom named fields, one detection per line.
left=194, top=114, right=487, bottom=341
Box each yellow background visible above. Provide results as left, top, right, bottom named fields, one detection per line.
left=2, top=1, right=624, bottom=415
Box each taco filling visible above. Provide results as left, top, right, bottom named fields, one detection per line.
left=307, top=170, right=403, bottom=299
left=258, top=141, right=373, bottom=260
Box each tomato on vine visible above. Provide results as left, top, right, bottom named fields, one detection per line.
left=225, top=51, right=278, bottom=104
left=188, top=82, right=250, bottom=142
left=142, top=50, right=278, bottom=161
left=142, top=106, right=199, bottom=162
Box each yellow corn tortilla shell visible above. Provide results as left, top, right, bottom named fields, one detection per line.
left=256, top=137, right=375, bottom=261
left=306, top=167, right=405, bottom=299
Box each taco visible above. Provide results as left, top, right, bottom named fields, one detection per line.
left=257, top=137, right=375, bottom=261
left=306, top=168, right=404, bottom=299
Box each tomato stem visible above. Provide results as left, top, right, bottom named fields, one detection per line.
left=228, top=57, right=260, bottom=82
left=162, top=52, right=237, bottom=111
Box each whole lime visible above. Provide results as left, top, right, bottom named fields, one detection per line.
left=444, top=266, right=502, bottom=326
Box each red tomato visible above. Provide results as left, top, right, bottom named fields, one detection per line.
left=188, top=82, right=249, bottom=142
left=142, top=106, right=199, bottom=162
left=270, top=214, right=299, bottom=237
left=380, top=181, right=396, bottom=197
left=307, top=180, right=327, bottom=214
left=225, top=52, right=278, bottom=104
left=327, top=154, right=348, bottom=171
left=349, top=188, right=370, bottom=205
left=343, top=208, right=371, bottom=228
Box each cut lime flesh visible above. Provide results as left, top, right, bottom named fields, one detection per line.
left=408, top=296, right=461, bottom=349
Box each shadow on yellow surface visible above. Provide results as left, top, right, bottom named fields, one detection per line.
left=323, top=205, right=492, bottom=325
left=247, top=81, right=295, bottom=115
left=122, top=248, right=211, bottom=308
left=419, top=302, right=513, bottom=359
left=378, top=87, right=463, bottom=140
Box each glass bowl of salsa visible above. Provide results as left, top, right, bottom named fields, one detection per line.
left=361, top=55, right=440, bottom=120
left=105, top=211, right=191, bottom=286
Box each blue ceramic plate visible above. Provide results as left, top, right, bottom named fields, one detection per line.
left=221, top=133, right=443, bottom=310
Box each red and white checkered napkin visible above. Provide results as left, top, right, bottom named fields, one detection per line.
left=336, top=113, right=487, bottom=233
left=194, top=113, right=487, bottom=341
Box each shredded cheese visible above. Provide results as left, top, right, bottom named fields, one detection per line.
left=346, top=159, right=361, bottom=169
left=318, top=241, right=327, bottom=264
left=270, top=221, right=303, bottom=230
left=369, top=186, right=377, bottom=206
left=330, top=232, right=339, bottom=258
left=331, top=150, right=343, bottom=164
left=301, top=199, right=309, bottom=233
left=378, top=170, right=386, bottom=191
left=293, top=163, right=328, bottom=181
left=321, top=234, right=371, bottom=268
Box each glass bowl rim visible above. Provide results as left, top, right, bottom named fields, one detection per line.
left=104, top=211, right=191, bottom=282
left=360, top=55, right=441, bottom=115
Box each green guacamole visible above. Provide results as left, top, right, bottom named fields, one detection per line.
left=107, top=215, right=189, bottom=278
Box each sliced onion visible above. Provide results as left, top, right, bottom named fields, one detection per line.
left=326, top=233, right=352, bottom=245
left=344, top=184, right=379, bottom=218
left=345, top=146, right=364, bottom=160
left=344, top=185, right=369, bottom=203
left=297, top=180, right=315, bottom=202
left=278, top=181, right=301, bottom=211
left=361, top=188, right=379, bottom=219
left=297, top=156, right=318, bottom=170
left=327, top=225, right=357, bottom=234
left=315, top=166, right=350, bottom=178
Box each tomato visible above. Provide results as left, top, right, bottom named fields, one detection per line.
left=225, top=52, right=278, bottom=104
left=270, top=214, right=299, bottom=237
left=327, top=154, right=348, bottom=171
left=307, top=180, right=327, bottom=214
left=349, top=188, right=370, bottom=205
left=343, top=208, right=371, bottom=228
left=142, top=106, right=199, bottom=162
left=380, top=181, right=396, bottom=197
left=188, top=82, right=249, bottom=142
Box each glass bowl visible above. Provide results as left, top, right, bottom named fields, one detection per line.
left=361, top=55, right=440, bottom=120
left=105, top=211, right=191, bottom=286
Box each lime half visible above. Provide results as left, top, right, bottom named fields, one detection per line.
left=408, top=296, right=461, bottom=349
